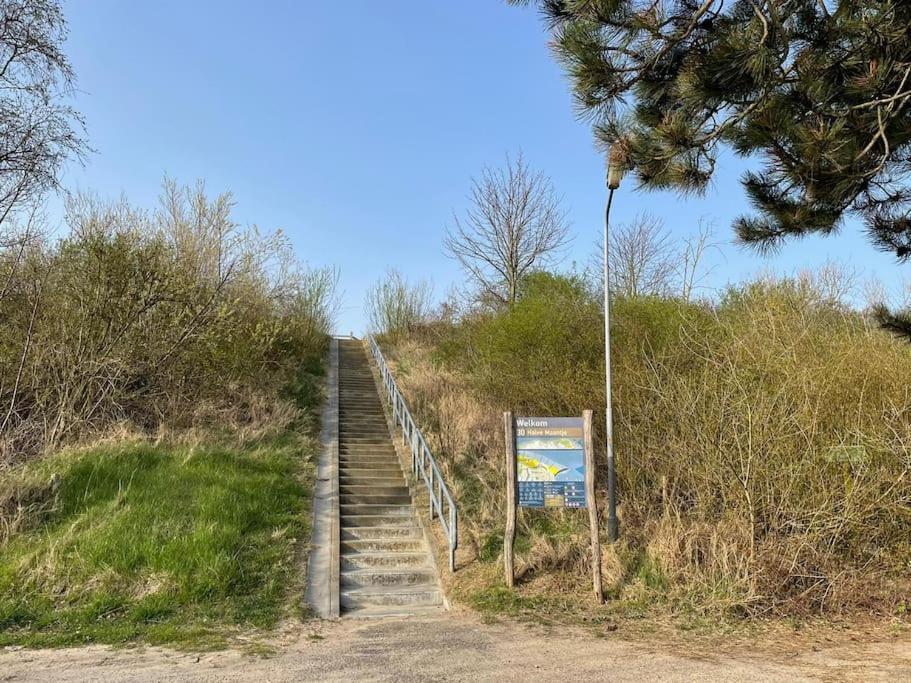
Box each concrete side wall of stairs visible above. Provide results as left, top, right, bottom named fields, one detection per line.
left=337, top=339, right=442, bottom=617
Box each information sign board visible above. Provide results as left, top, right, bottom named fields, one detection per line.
left=514, top=416, right=586, bottom=508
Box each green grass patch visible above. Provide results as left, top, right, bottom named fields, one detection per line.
left=0, top=434, right=315, bottom=648
left=467, top=586, right=546, bottom=617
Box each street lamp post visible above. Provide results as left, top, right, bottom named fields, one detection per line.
left=603, top=147, right=623, bottom=542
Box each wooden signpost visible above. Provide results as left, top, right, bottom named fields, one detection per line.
left=504, top=412, right=517, bottom=589
left=503, top=410, right=603, bottom=603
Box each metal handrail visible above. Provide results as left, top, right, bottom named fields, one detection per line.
left=368, top=335, right=458, bottom=572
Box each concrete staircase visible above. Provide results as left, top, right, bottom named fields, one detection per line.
left=337, top=339, right=442, bottom=617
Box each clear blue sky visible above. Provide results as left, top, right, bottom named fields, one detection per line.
left=53, top=0, right=906, bottom=333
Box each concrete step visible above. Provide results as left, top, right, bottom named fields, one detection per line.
left=340, top=503, right=415, bottom=517
left=342, top=603, right=442, bottom=619
left=339, top=425, right=391, bottom=432
left=339, top=438, right=391, bottom=443
left=339, top=471, right=404, bottom=482
left=341, top=513, right=421, bottom=527
left=340, top=469, right=404, bottom=478
left=340, top=484, right=409, bottom=496
left=341, top=567, right=438, bottom=589
left=339, top=446, right=397, bottom=454
left=340, top=492, right=411, bottom=505
left=342, top=552, right=431, bottom=571
left=340, top=476, right=407, bottom=487
left=339, top=441, right=396, bottom=448
left=338, top=459, right=400, bottom=469
left=339, top=463, right=403, bottom=472
left=338, top=454, right=400, bottom=463
left=338, top=452, right=397, bottom=460
left=341, top=538, right=426, bottom=553
left=340, top=585, right=441, bottom=610
left=341, top=526, right=423, bottom=541
left=338, top=460, right=401, bottom=471
left=338, top=449, right=398, bottom=458
left=338, top=456, right=404, bottom=477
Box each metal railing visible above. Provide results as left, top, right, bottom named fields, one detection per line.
left=369, top=336, right=458, bottom=572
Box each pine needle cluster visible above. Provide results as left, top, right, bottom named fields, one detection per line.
left=514, top=0, right=911, bottom=332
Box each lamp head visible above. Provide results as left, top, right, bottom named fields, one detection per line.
left=607, top=145, right=625, bottom=190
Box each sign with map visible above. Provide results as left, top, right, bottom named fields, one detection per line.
left=514, top=416, right=586, bottom=508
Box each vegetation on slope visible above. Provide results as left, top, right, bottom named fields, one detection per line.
left=380, top=270, right=911, bottom=622
left=0, top=431, right=313, bottom=648
left=0, top=183, right=334, bottom=648
left=0, top=181, right=336, bottom=467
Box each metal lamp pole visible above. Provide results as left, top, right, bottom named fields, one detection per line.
left=603, top=148, right=622, bottom=542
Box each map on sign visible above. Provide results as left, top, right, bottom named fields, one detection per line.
left=515, top=417, right=586, bottom=508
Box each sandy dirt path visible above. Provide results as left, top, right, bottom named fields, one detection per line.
left=2, top=611, right=910, bottom=682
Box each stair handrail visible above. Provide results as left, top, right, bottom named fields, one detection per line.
left=368, top=335, right=458, bottom=572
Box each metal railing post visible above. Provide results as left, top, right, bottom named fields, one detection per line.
left=450, top=504, right=458, bottom=572
left=428, top=459, right=435, bottom=520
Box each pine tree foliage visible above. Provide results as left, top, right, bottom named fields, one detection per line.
left=514, top=1, right=911, bottom=330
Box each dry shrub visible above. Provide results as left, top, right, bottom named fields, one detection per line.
left=384, top=271, right=911, bottom=618
left=0, top=180, right=335, bottom=466
left=623, top=280, right=911, bottom=614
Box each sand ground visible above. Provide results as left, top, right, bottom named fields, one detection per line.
left=2, top=610, right=910, bottom=682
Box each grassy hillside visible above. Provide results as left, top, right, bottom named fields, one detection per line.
left=0, top=182, right=333, bottom=648
left=0, top=432, right=315, bottom=648
left=380, top=271, right=911, bottom=624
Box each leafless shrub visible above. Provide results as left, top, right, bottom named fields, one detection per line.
left=0, top=180, right=336, bottom=467
left=679, top=219, right=719, bottom=301
left=607, top=212, right=676, bottom=297
left=590, top=214, right=720, bottom=301
left=365, top=268, right=432, bottom=341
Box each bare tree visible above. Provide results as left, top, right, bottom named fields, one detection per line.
left=607, top=213, right=676, bottom=298
left=445, top=153, right=570, bottom=307
left=589, top=214, right=720, bottom=301
left=679, top=219, right=719, bottom=302
left=0, top=0, right=86, bottom=229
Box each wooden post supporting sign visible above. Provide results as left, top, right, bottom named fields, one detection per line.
left=503, top=411, right=516, bottom=588
left=504, top=409, right=602, bottom=602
